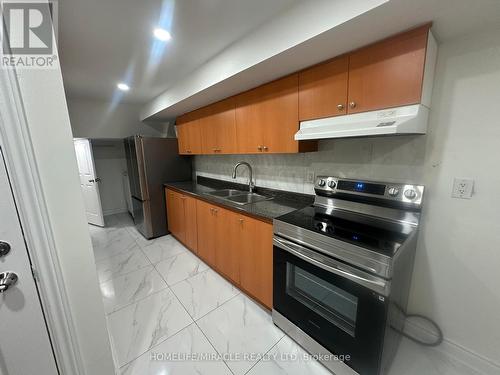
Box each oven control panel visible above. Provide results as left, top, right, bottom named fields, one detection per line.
left=315, top=176, right=424, bottom=205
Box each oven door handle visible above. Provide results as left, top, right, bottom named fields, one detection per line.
left=273, top=236, right=389, bottom=296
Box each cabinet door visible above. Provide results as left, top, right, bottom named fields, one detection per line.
left=201, top=98, right=236, bottom=154
left=213, top=98, right=237, bottom=154
left=166, top=189, right=185, bottom=243
left=176, top=123, right=189, bottom=155
left=236, top=75, right=299, bottom=154
left=239, top=218, right=273, bottom=309
left=235, top=91, right=265, bottom=154
left=347, top=25, right=429, bottom=114
left=186, top=121, right=202, bottom=154
left=215, top=210, right=243, bottom=284
left=183, top=195, right=198, bottom=252
left=299, top=55, right=348, bottom=120
left=262, top=75, right=300, bottom=153
left=196, top=200, right=216, bottom=266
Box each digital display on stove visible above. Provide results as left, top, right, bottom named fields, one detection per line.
left=337, top=180, right=386, bottom=195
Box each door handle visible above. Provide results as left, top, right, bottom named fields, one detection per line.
left=0, top=271, right=18, bottom=293
left=0, top=241, right=11, bottom=257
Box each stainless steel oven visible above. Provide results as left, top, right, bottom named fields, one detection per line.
left=272, top=176, right=423, bottom=375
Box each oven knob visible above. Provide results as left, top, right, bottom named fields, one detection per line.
left=318, top=179, right=326, bottom=187
left=388, top=187, right=400, bottom=197
left=328, top=180, right=336, bottom=189
left=404, top=189, right=417, bottom=199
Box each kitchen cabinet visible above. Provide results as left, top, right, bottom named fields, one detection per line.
left=195, top=199, right=219, bottom=266
left=239, top=218, right=273, bottom=309
left=165, top=189, right=198, bottom=252
left=298, top=55, right=349, bottom=121
left=347, top=24, right=430, bottom=114
left=166, top=189, right=185, bottom=242
left=176, top=112, right=202, bottom=155
left=200, top=98, right=237, bottom=154
left=214, top=209, right=239, bottom=283
left=236, top=74, right=315, bottom=154
left=175, top=25, right=432, bottom=153
left=165, top=188, right=274, bottom=308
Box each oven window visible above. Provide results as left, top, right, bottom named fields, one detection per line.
left=286, top=263, right=358, bottom=337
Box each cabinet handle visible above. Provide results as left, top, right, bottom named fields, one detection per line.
left=213, top=208, right=218, bottom=214
left=239, top=218, right=244, bottom=224
left=212, top=148, right=217, bottom=153
left=337, top=104, right=344, bottom=111
left=263, top=146, right=268, bottom=151
left=257, top=145, right=263, bottom=151
left=186, top=150, right=192, bottom=154
left=349, top=101, right=356, bottom=109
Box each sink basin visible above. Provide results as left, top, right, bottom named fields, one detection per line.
left=205, top=189, right=247, bottom=198
left=225, top=193, right=272, bottom=205
left=204, top=189, right=272, bottom=205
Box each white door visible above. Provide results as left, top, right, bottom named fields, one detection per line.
left=73, top=138, right=104, bottom=227
left=0, top=149, right=59, bottom=375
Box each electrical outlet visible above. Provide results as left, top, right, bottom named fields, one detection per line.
left=452, top=178, right=474, bottom=199
left=305, top=171, right=315, bottom=184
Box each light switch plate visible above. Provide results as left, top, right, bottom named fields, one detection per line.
left=452, top=178, right=474, bottom=199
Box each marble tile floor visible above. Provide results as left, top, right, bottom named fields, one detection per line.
left=90, top=213, right=485, bottom=375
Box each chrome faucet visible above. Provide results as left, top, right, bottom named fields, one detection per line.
left=232, top=161, right=254, bottom=193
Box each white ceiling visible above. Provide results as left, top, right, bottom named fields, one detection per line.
left=59, top=0, right=500, bottom=119
left=58, top=0, right=300, bottom=102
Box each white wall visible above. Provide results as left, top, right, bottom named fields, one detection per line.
left=13, top=51, right=114, bottom=374
left=194, top=28, right=500, bottom=369
left=67, top=95, right=169, bottom=139
left=92, top=140, right=128, bottom=216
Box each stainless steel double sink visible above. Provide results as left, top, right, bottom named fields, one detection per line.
left=204, top=189, right=272, bottom=205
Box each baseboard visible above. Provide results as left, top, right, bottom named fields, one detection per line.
left=103, top=208, right=128, bottom=216
left=404, top=319, right=500, bottom=374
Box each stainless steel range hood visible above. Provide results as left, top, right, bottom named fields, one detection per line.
left=295, top=104, right=430, bottom=140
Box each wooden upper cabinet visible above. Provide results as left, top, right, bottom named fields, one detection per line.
left=236, top=74, right=303, bottom=154
left=299, top=55, right=349, bottom=121
left=347, top=25, right=430, bottom=114
left=176, top=112, right=202, bottom=155
left=200, top=98, right=237, bottom=154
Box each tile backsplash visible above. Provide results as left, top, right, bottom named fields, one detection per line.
left=194, top=136, right=427, bottom=194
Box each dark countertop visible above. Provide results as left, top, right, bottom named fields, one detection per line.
left=164, top=176, right=314, bottom=223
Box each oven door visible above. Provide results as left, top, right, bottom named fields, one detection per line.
left=273, top=236, right=388, bottom=375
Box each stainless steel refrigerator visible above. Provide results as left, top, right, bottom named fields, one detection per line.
left=124, top=136, right=191, bottom=239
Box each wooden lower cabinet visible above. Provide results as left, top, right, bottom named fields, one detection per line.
left=165, top=189, right=198, bottom=252
left=168, top=189, right=274, bottom=309
left=166, top=189, right=186, bottom=243
left=195, top=199, right=218, bottom=265
left=239, top=218, right=273, bottom=309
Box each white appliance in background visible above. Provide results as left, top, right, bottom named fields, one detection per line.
left=122, top=170, right=133, bottom=216
left=295, top=104, right=430, bottom=140
left=73, top=138, right=104, bottom=227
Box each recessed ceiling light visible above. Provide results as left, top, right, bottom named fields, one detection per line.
left=117, top=82, right=130, bottom=91
left=153, top=28, right=172, bottom=42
